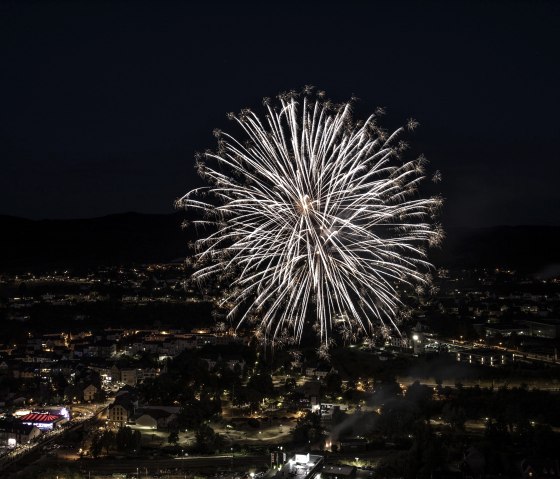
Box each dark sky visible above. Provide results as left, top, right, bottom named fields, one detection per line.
left=1, top=1, right=559, bottom=227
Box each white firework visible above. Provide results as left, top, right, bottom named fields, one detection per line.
left=177, top=88, right=443, bottom=346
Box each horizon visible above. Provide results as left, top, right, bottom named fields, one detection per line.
left=2, top=210, right=559, bottom=229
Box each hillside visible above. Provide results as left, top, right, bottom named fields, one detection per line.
left=0, top=213, right=559, bottom=273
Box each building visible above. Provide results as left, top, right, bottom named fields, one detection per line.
left=118, top=367, right=160, bottom=386
left=120, top=369, right=137, bottom=386
left=130, top=407, right=178, bottom=430
left=110, top=364, right=121, bottom=382
left=305, top=363, right=337, bottom=379
left=0, top=419, right=41, bottom=446
left=201, top=354, right=246, bottom=373
left=20, top=412, right=66, bottom=430
left=523, top=319, right=560, bottom=339
left=338, top=437, right=368, bottom=452
left=83, top=384, right=98, bottom=402
left=108, top=401, right=134, bottom=427
left=322, top=465, right=356, bottom=479
left=483, top=323, right=529, bottom=338
left=136, top=367, right=160, bottom=383
left=276, top=453, right=324, bottom=479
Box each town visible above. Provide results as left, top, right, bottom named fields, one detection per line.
left=1, top=264, right=559, bottom=478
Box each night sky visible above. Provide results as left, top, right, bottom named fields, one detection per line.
left=1, top=1, right=559, bottom=227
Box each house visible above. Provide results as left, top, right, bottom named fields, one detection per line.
left=0, top=419, right=41, bottom=446
left=224, top=356, right=246, bottom=373
left=110, top=364, right=121, bottom=382
left=305, top=362, right=337, bottom=379
left=108, top=400, right=134, bottom=427
left=0, top=361, right=10, bottom=375
left=130, top=407, right=178, bottom=430
left=107, top=389, right=138, bottom=427
left=83, top=384, right=98, bottom=402
left=201, top=354, right=246, bottom=374
left=117, top=367, right=159, bottom=386
left=120, top=369, right=137, bottom=386
left=15, top=366, right=37, bottom=380
left=136, top=367, right=160, bottom=383
left=114, top=385, right=139, bottom=404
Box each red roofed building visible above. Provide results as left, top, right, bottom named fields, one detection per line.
left=20, top=412, right=67, bottom=430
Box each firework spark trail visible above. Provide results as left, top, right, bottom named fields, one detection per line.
left=177, top=88, right=443, bottom=347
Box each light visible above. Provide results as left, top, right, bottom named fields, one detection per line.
left=179, top=93, right=442, bottom=347
left=412, top=334, right=419, bottom=341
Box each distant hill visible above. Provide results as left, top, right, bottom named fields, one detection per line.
left=431, top=225, right=560, bottom=273
left=0, top=213, right=559, bottom=273
left=0, top=212, right=192, bottom=272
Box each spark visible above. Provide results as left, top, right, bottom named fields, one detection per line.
left=177, top=89, right=443, bottom=346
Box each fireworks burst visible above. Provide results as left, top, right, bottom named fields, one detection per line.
left=177, top=87, right=443, bottom=346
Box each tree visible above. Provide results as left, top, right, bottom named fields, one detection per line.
left=435, top=377, right=443, bottom=395
left=116, top=427, right=134, bottom=452
left=372, top=378, right=402, bottom=402
left=132, top=430, right=142, bottom=451
left=325, top=373, right=342, bottom=395
left=247, top=373, right=274, bottom=397
left=90, top=432, right=103, bottom=458
left=101, top=430, right=115, bottom=455
left=415, top=426, right=446, bottom=479
left=376, top=398, right=422, bottom=439
left=405, top=381, right=433, bottom=408
left=178, top=402, right=205, bottom=430
left=507, top=331, right=520, bottom=349
left=284, top=376, right=297, bottom=392
left=195, top=424, right=223, bottom=454
left=168, top=430, right=179, bottom=445
left=234, top=386, right=263, bottom=411
left=441, top=403, right=466, bottom=433
left=331, top=408, right=349, bottom=427
left=405, top=381, right=435, bottom=422
left=292, top=412, right=324, bottom=444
